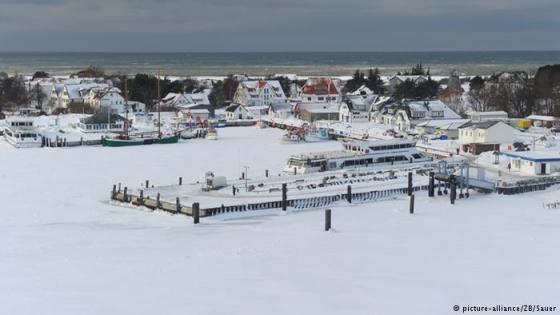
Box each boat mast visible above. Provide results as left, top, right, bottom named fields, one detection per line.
left=124, top=76, right=129, bottom=138
left=157, top=70, right=161, bottom=139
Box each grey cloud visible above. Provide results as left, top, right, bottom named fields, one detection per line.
left=0, top=0, right=558, bottom=51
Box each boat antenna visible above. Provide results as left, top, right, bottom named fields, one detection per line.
left=157, top=70, right=161, bottom=139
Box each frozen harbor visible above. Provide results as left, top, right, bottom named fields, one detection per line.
left=1, top=126, right=560, bottom=315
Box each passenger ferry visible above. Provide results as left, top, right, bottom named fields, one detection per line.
left=284, top=139, right=432, bottom=174
left=3, top=118, right=43, bottom=148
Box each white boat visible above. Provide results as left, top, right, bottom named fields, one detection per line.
left=303, top=127, right=330, bottom=142
left=180, top=130, right=197, bottom=139
left=3, top=118, right=42, bottom=148
left=284, top=139, right=433, bottom=174
left=206, top=128, right=218, bottom=140
left=282, top=131, right=304, bottom=143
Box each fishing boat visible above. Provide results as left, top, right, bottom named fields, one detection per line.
left=205, top=127, right=218, bottom=140
left=102, top=73, right=180, bottom=147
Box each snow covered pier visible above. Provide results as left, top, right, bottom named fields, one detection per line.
left=109, top=165, right=445, bottom=220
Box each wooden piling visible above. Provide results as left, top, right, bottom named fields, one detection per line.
left=139, top=190, right=144, bottom=206
left=118, top=183, right=122, bottom=193
left=192, top=202, right=200, bottom=224
left=325, top=209, right=332, bottom=231
left=123, top=187, right=128, bottom=202
left=409, top=194, right=415, bottom=214
left=282, top=183, right=287, bottom=211
left=156, top=193, right=161, bottom=208
left=347, top=185, right=352, bottom=203
left=428, top=172, right=435, bottom=197
left=408, top=172, right=413, bottom=196
left=145, top=180, right=149, bottom=188
left=179, top=177, right=183, bottom=186
left=111, top=184, right=116, bottom=200
left=265, top=169, right=269, bottom=178
left=450, top=175, right=456, bottom=205
left=176, top=197, right=181, bottom=213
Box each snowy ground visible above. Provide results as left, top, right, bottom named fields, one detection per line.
left=1, top=127, right=560, bottom=315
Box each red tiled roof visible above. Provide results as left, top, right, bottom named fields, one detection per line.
left=302, top=78, right=339, bottom=95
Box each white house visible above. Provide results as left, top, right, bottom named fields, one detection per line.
left=225, top=104, right=251, bottom=121
left=371, top=99, right=461, bottom=132
left=339, top=95, right=379, bottom=123
left=233, top=80, right=287, bottom=107
left=299, top=77, right=342, bottom=103
left=59, top=82, right=110, bottom=108
left=499, top=151, right=560, bottom=176
left=161, top=92, right=210, bottom=109
left=458, top=121, right=519, bottom=154
left=268, top=103, right=292, bottom=120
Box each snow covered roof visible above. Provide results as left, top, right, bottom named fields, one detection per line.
left=459, top=120, right=502, bottom=130
left=526, top=115, right=560, bottom=122
left=225, top=104, right=248, bottom=113
left=416, top=119, right=470, bottom=129
left=500, top=151, right=560, bottom=162
left=406, top=100, right=461, bottom=119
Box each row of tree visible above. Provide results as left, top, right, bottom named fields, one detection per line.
left=468, top=65, right=560, bottom=117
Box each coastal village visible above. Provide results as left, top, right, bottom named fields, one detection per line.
left=2, top=65, right=560, bottom=216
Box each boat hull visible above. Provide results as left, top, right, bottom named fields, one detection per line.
left=102, top=134, right=180, bottom=147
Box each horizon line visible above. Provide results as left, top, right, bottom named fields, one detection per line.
left=1, top=49, right=560, bottom=54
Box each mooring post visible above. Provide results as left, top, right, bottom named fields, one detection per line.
left=145, top=180, right=149, bottom=188
left=325, top=209, right=332, bottom=231
left=111, top=184, right=117, bottom=200
left=450, top=175, right=456, bottom=205
left=156, top=193, right=161, bottom=208
left=192, top=202, right=200, bottom=224
left=408, top=172, right=413, bottom=196
left=176, top=197, right=181, bottom=213
left=179, top=177, right=183, bottom=186
left=118, top=182, right=122, bottom=193
left=428, top=172, right=435, bottom=197
left=265, top=169, right=269, bottom=178
left=347, top=185, right=352, bottom=203
left=123, top=187, right=128, bottom=202
left=139, top=190, right=144, bottom=206
left=282, top=183, right=287, bottom=211
left=409, top=194, right=415, bottom=214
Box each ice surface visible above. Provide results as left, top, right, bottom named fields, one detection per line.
left=1, top=126, right=559, bottom=315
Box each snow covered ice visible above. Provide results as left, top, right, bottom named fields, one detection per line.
left=1, top=126, right=560, bottom=315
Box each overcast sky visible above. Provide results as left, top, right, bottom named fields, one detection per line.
left=0, top=0, right=559, bottom=52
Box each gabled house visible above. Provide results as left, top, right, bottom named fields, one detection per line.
left=339, top=94, right=379, bottom=123
left=233, top=80, right=287, bottom=107
left=225, top=104, right=251, bottom=121
left=458, top=120, right=519, bottom=155
left=371, top=99, right=461, bottom=132
left=268, top=103, right=292, bottom=120
left=299, top=77, right=341, bottom=103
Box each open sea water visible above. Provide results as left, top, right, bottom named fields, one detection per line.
left=0, top=51, right=559, bottom=77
